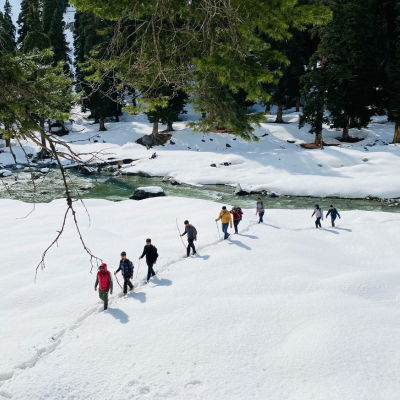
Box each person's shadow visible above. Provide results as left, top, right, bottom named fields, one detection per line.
left=238, top=234, right=259, bottom=239
left=107, top=308, right=129, bottom=324
left=336, top=227, right=352, bottom=232
left=263, top=224, right=280, bottom=230
left=129, top=291, right=147, bottom=303
left=321, top=228, right=339, bottom=234
left=151, top=277, right=173, bottom=287
left=195, top=254, right=210, bottom=260
left=228, top=239, right=251, bottom=250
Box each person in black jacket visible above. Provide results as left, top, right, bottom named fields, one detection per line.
left=139, top=239, right=158, bottom=283
left=115, top=251, right=134, bottom=295
left=326, top=205, right=341, bottom=227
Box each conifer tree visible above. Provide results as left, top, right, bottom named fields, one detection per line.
left=23, top=0, right=51, bottom=53
left=72, top=0, right=331, bottom=140
left=73, top=10, right=121, bottom=131
left=42, top=0, right=59, bottom=35
left=48, top=3, right=70, bottom=65
left=1, top=0, right=16, bottom=54
left=385, top=1, right=400, bottom=143
left=16, top=0, right=30, bottom=47
left=300, top=0, right=382, bottom=143
left=144, top=86, right=188, bottom=136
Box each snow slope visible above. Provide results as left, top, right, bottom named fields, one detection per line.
left=1, top=197, right=400, bottom=399
left=1, top=107, right=399, bottom=199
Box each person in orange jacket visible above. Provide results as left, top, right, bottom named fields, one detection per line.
left=215, top=206, right=233, bottom=239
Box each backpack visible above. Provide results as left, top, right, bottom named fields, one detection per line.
left=233, top=207, right=243, bottom=221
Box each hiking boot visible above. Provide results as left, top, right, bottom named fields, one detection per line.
left=129, top=286, right=134, bottom=291
left=123, top=293, right=127, bottom=296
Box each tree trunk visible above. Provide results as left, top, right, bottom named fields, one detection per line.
left=116, top=113, right=120, bottom=123
left=393, top=123, right=400, bottom=143
left=60, top=121, right=68, bottom=135
left=151, top=121, right=159, bottom=137
left=295, top=98, right=300, bottom=112
left=99, top=118, right=107, bottom=131
left=275, top=105, right=284, bottom=123
left=94, top=116, right=99, bottom=124
left=48, top=119, right=51, bottom=132
left=265, top=103, right=271, bottom=114
left=342, top=112, right=350, bottom=141
left=40, top=118, right=46, bottom=149
left=166, top=123, right=174, bottom=132
left=201, top=112, right=206, bottom=118
left=5, top=138, right=10, bottom=147
left=349, top=116, right=356, bottom=128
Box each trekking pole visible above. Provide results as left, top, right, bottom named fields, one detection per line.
left=114, top=271, right=122, bottom=289
left=176, top=218, right=187, bottom=249
left=135, top=258, right=141, bottom=280
left=215, top=220, right=220, bottom=237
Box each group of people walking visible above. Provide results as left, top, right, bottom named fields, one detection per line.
left=95, top=199, right=341, bottom=310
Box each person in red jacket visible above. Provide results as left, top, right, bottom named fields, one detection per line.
left=95, top=263, right=113, bottom=310
left=230, top=207, right=243, bottom=234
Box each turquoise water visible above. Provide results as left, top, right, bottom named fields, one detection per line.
left=0, top=170, right=399, bottom=213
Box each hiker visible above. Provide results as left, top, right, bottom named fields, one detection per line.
left=230, top=207, right=243, bottom=234
left=115, top=251, right=134, bottom=296
left=312, top=204, right=323, bottom=228
left=215, top=206, right=233, bottom=239
left=95, top=263, right=113, bottom=310
left=139, top=239, right=158, bottom=283
left=256, top=198, right=265, bottom=224
left=180, top=220, right=197, bottom=257
left=326, top=205, right=341, bottom=227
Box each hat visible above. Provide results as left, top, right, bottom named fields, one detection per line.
left=99, top=263, right=107, bottom=269
left=146, top=238, right=151, bottom=243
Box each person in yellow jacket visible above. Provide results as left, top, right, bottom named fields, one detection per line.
left=215, top=206, right=233, bottom=239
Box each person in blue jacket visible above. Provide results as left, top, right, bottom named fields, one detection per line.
left=115, top=251, right=134, bottom=295
left=326, top=205, right=341, bottom=227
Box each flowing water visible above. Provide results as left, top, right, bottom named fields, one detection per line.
left=0, top=168, right=399, bottom=213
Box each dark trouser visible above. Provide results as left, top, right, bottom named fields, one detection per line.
left=99, top=289, right=109, bottom=310
left=315, top=217, right=322, bottom=228
left=233, top=220, right=240, bottom=233
left=331, top=216, right=337, bottom=227
left=147, top=262, right=156, bottom=281
left=222, top=223, right=229, bottom=239
left=123, top=277, right=133, bottom=294
left=258, top=212, right=264, bottom=223
left=187, top=239, right=196, bottom=256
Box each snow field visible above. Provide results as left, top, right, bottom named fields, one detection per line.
left=1, top=197, right=400, bottom=399
left=2, top=107, right=400, bottom=199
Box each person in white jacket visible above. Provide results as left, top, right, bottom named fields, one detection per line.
left=311, top=204, right=323, bottom=228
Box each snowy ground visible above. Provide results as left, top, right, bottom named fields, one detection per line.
left=1, top=197, right=400, bottom=399
left=1, top=106, right=399, bottom=199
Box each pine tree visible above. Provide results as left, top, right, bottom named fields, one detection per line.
left=144, top=86, right=188, bottom=136
left=72, top=0, right=331, bottom=140
left=23, top=0, right=51, bottom=53
left=48, top=3, right=70, bottom=65
left=300, top=0, right=383, bottom=144
left=1, top=0, right=16, bottom=53
left=384, top=1, right=400, bottom=142
left=16, top=0, right=30, bottom=47
left=42, top=0, right=59, bottom=35
left=73, top=10, right=121, bottom=131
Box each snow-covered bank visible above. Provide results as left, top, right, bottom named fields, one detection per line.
left=1, top=197, right=400, bottom=399
left=1, top=108, right=399, bottom=199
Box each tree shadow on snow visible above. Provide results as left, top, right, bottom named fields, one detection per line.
left=151, top=277, right=173, bottom=287
left=228, top=239, right=251, bottom=250
left=335, top=227, right=352, bottom=232
left=107, top=308, right=130, bottom=324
